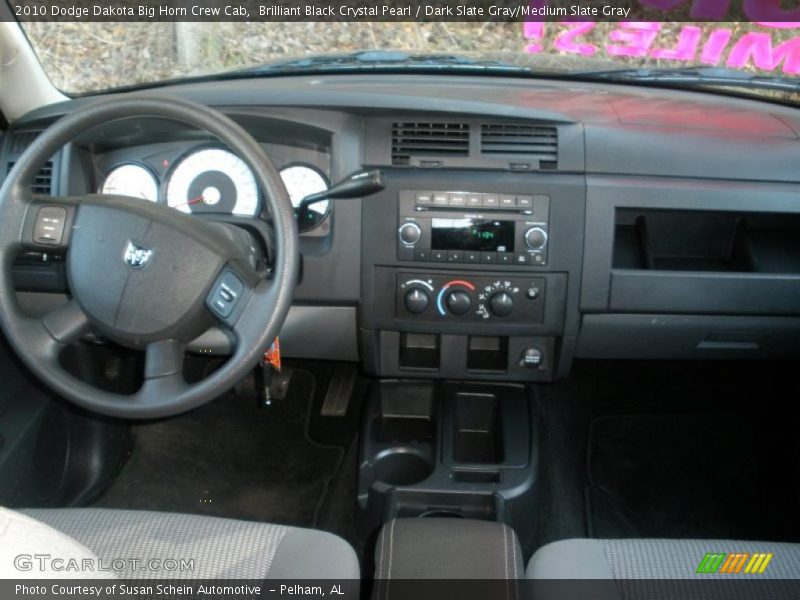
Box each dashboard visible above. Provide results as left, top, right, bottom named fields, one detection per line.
left=6, top=74, right=800, bottom=379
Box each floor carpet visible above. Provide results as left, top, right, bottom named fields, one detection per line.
left=95, top=368, right=344, bottom=527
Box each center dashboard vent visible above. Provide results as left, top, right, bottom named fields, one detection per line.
left=480, top=123, right=558, bottom=168
left=391, top=122, right=469, bottom=165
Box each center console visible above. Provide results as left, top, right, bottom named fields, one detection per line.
left=360, top=169, right=585, bottom=382
left=357, top=379, right=539, bottom=551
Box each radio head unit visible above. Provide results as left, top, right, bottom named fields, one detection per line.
left=397, top=190, right=550, bottom=267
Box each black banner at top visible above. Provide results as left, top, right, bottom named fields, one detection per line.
left=6, top=0, right=800, bottom=23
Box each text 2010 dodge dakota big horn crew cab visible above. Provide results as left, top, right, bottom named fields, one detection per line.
left=0, top=11, right=798, bottom=600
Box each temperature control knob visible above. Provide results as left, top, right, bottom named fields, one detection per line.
left=489, top=292, right=514, bottom=317
left=404, top=288, right=430, bottom=314
left=524, top=227, right=548, bottom=250
left=446, top=290, right=472, bottom=316
left=398, top=222, right=422, bottom=245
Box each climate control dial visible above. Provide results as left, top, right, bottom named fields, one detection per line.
left=446, top=290, right=472, bottom=315
left=489, top=291, right=514, bottom=317
left=404, top=288, right=430, bottom=314
left=436, top=280, right=476, bottom=317
left=477, top=280, right=521, bottom=320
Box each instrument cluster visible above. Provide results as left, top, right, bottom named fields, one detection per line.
left=99, top=145, right=331, bottom=231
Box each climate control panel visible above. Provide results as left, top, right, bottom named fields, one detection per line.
left=396, top=273, right=546, bottom=323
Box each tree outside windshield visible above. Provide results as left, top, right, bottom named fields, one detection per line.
left=19, top=22, right=800, bottom=94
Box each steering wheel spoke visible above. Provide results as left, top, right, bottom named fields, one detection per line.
left=41, top=299, right=91, bottom=346
left=144, top=339, right=186, bottom=380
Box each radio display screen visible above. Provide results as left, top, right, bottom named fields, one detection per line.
left=431, top=218, right=515, bottom=252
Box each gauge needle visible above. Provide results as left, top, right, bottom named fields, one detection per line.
left=176, top=194, right=204, bottom=207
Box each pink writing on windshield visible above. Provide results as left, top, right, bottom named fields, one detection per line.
left=523, top=22, right=800, bottom=74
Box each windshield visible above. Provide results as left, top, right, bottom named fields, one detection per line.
left=19, top=22, right=800, bottom=97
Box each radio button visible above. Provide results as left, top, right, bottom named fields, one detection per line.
left=483, top=194, right=499, bottom=208
left=431, top=250, right=448, bottom=262
left=432, top=192, right=449, bottom=206
left=447, top=250, right=464, bottom=262
left=465, top=251, right=480, bottom=263
left=514, top=253, right=530, bottom=265
left=448, top=193, right=466, bottom=206
left=398, top=222, right=422, bottom=245
left=500, top=195, right=516, bottom=208
left=516, top=195, right=533, bottom=208
left=467, top=194, right=483, bottom=207
left=498, top=252, right=514, bottom=264
left=524, top=226, right=548, bottom=250
left=414, top=249, right=430, bottom=261
left=481, top=252, right=498, bottom=264
left=416, top=192, right=433, bottom=206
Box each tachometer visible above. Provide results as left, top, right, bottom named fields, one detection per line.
left=101, top=164, right=158, bottom=202
left=166, top=148, right=259, bottom=216
left=279, top=165, right=330, bottom=231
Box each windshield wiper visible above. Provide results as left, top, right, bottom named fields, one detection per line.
left=568, top=67, right=800, bottom=93
left=231, top=50, right=530, bottom=76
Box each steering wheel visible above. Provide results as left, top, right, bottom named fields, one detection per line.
left=0, top=96, right=298, bottom=419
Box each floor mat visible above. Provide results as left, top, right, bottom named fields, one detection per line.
left=94, top=368, right=343, bottom=527
left=587, top=414, right=789, bottom=540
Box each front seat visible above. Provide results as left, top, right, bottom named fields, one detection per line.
left=1, top=507, right=359, bottom=580
left=528, top=539, right=800, bottom=580
left=528, top=538, right=800, bottom=599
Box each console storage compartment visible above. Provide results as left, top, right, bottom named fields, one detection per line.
left=358, top=380, right=537, bottom=551
left=374, top=518, right=524, bottom=581
left=453, top=392, right=504, bottom=464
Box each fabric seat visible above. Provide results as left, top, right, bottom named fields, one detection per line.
left=528, top=538, right=800, bottom=600
left=527, top=539, right=800, bottom=580
left=2, top=507, right=358, bottom=580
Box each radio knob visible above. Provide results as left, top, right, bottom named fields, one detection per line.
left=404, top=288, right=430, bottom=314
left=446, top=290, right=472, bottom=316
left=398, top=222, right=422, bottom=245
left=489, top=292, right=514, bottom=317
left=524, top=227, right=548, bottom=250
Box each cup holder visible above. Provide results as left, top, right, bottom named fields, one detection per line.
left=373, top=447, right=432, bottom=486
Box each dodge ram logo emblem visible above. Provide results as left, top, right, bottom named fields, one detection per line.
left=123, top=240, right=153, bottom=269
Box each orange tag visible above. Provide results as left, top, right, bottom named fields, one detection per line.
left=263, top=337, right=281, bottom=372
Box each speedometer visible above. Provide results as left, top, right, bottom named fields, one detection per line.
left=280, top=165, right=330, bottom=231
left=101, top=164, right=158, bottom=202
left=166, top=148, right=259, bottom=216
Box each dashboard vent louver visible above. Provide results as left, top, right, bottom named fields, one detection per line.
left=480, top=123, right=558, bottom=167
left=6, top=130, right=54, bottom=194
left=6, top=160, right=54, bottom=194
left=391, top=122, right=470, bottom=165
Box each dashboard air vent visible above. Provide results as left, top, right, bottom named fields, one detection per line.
left=6, top=160, right=54, bottom=194
left=480, top=123, right=558, bottom=167
left=6, top=130, right=54, bottom=194
left=391, top=122, right=470, bottom=165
